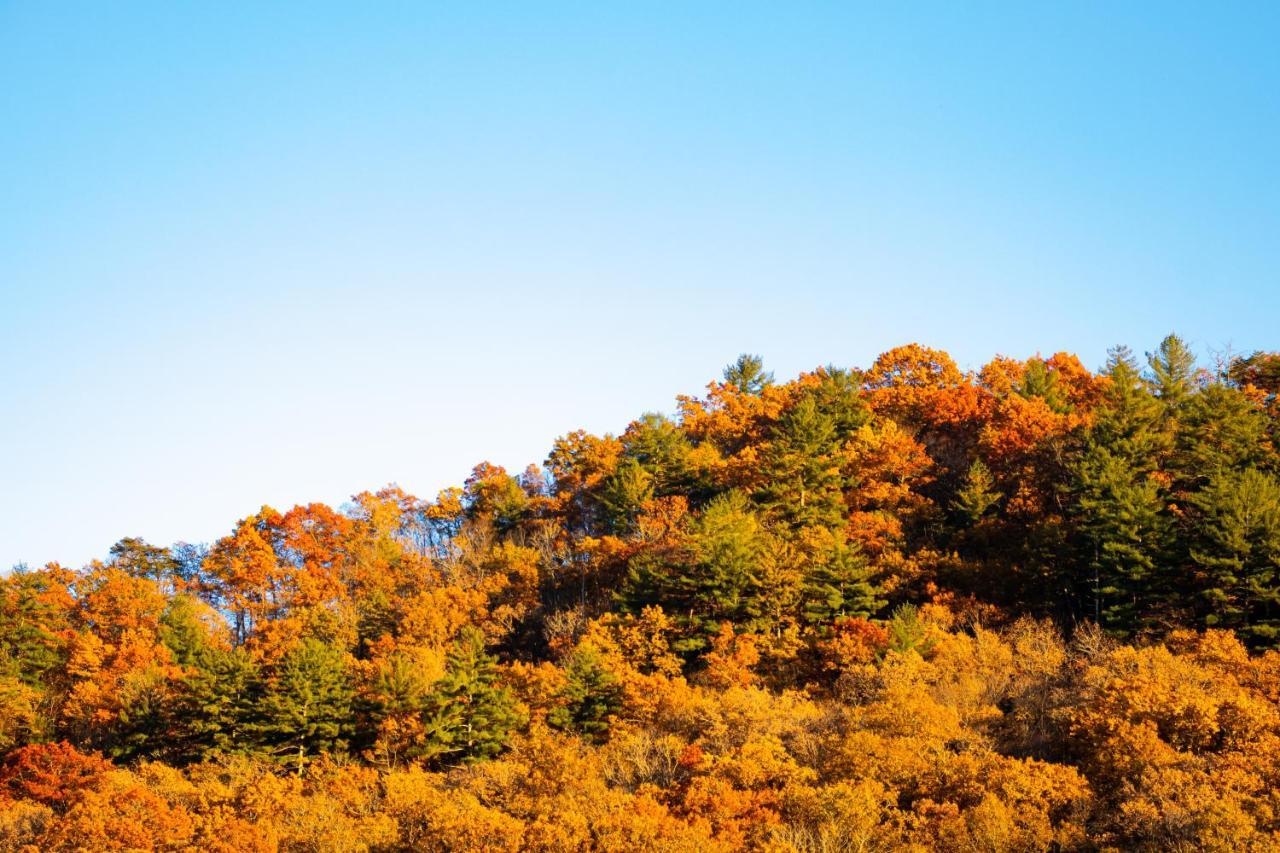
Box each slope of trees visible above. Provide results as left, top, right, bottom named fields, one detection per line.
left=2, top=336, right=1279, bottom=850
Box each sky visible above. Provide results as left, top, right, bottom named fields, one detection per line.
left=2, top=2, right=1278, bottom=569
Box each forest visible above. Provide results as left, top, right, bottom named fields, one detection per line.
left=2, top=336, right=1280, bottom=851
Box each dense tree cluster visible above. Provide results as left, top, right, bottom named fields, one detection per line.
left=2, top=337, right=1279, bottom=850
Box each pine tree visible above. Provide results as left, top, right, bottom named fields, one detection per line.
left=621, top=412, right=696, bottom=497
left=1018, top=357, right=1071, bottom=414
left=723, top=354, right=774, bottom=395
left=158, top=594, right=212, bottom=668
left=1073, top=452, right=1171, bottom=635
left=599, top=459, right=655, bottom=534
left=801, top=538, right=882, bottom=626
left=619, top=493, right=772, bottom=653
left=419, top=626, right=522, bottom=765
left=1188, top=468, right=1280, bottom=645
left=809, top=366, right=869, bottom=438
left=1146, top=333, right=1197, bottom=412
left=1174, top=383, right=1270, bottom=487
left=256, top=639, right=354, bottom=772
left=547, top=646, right=622, bottom=741
left=181, top=645, right=261, bottom=761
left=0, top=567, right=72, bottom=688
left=886, top=604, right=934, bottom=657
left=108, top=537, right=184, bottom=594
left=953, top=459, right=1003, bottom=524
left=757, top=395, right=846, bottom=531
left=109, top=669, right=178, bottom=762
left=1068, top=346, right=1173, bottom=635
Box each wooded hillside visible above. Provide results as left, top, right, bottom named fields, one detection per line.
left=2, top=338, right=1279, bottom=850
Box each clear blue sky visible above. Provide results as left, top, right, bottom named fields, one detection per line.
left=2, top=3, right=1277, bottom=569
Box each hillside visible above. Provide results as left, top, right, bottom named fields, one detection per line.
left=2, top=338, right=1279, bottom=850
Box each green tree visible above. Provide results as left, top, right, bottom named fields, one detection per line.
left=0, top=566, right=72, bottom=688
left=809, top=366, right=870, bottom=437
left=107, top=668, right=179, bottom=762
left=886, top=604, right=935, bottom=657
left=420, top=626, right=522, bottom=765
left=181, top=645, right=262, bottom=761
left=1018, top=357, right=1071, bottom=414
left=1188, top=468, right=1280, bottom=645
left=599, top=458, right=655, bottom=534
left=621, top=412, right=697, bottom=497
left=1174, top=383, right=1270, bottom=487
left=757, top=395, right=846, bottom=530
left=547, top=646, right=622, bottom=741
left=801, top=538, right=882, bottom=626
left=953, top=459, right=1003, bottom=524
left=1069, top=347, right=1172, bottom=634
left=723, top=353, right=774, bottom=395
left=108, top=537, right=184, bottom=594
left=620, top=493, right=772, bottom=653
left=256, top=639, right=354, bottom=772
left=158, top=594, right=214, bottom=668
left=1146, top=333, right=1197, bottom=412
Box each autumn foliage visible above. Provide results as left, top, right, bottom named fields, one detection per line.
left=2, top=338, right=1279, bottom=850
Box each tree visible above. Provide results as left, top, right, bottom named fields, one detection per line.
left=621, top=412, right=697, bottom=497
left=1018, top=357, right=1071, bottom=414
left=801, top=536, right=882, bottom=627
left=419, top=627, right=522, bottom=765
left=256, top=638, right=354, bottom=772
left=953, top=459, right=1003, bottom=524
left=1072, top=449, right=1171, bottom=635
left=1146, top=333, right=1197, bottom=411
left=108, top=538, right=184, bottom=594
left=0, top=565, right=74, bottom=688
left=158, top=594, right=217, bottom=667
left=1228, top=351, right=1280, bottom=398
left=547, top=646, right=622, bottom=741
left=1068, top=346, right=1173, bottom=634
left=599, top=459, right=655, bottom=534
left=1188, top=468, right=1280, bottom=645
left=1174, top=383, right=1270, bottom=487
left=723, top=354, right=773, bottom=395
left=621, top=493, right=773, bottom=653
left=756, top=395, right=846, bottom=531
left=886, top=604, right=934, bottom=657
left=179, top=645, right=261, bottom=762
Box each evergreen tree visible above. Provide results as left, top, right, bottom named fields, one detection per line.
left=723, top=354, right=773, bottom=395
left=621, top=412, right=696, bottom=497
left=1188, top=468, right=1280, bottom=645
left=1068, top=347, right=1172, bottom=635
left=1174, top=383, right=1270, bottom=486
left=809, top=366, right=869, bottom=438
left=599, top=459, right=655, bottom=534
left=801, top=538, right=882, bottom=626
left=1091, top=346, right=1171, bottom=461
left=419, top=626, right=522, bottom=765
left=256, top=639, right=354, bottom=772
left=0, top=568, right=72, bottom=688
left=886, top=604, right=935, bottom=657
left=1146, top=333, right=1197, bottom=412
left=181, top=645, right=261, bottom=761
left=108, top=669, right=178, bottom=762
left=953, top=459, right=1003, bottom=524
left=1018, top=357, right=1071, bottom=414
left=620, top=492, right=772, bottom=653
left=372, top=653, right=431, bottom=720
left=757, top=395, right=846, bottom=530
left=547, top=646, right=622, bottom=741
left=158, top=594, right=213, bottom=668
left=108, top=537, right=183, bottom=593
